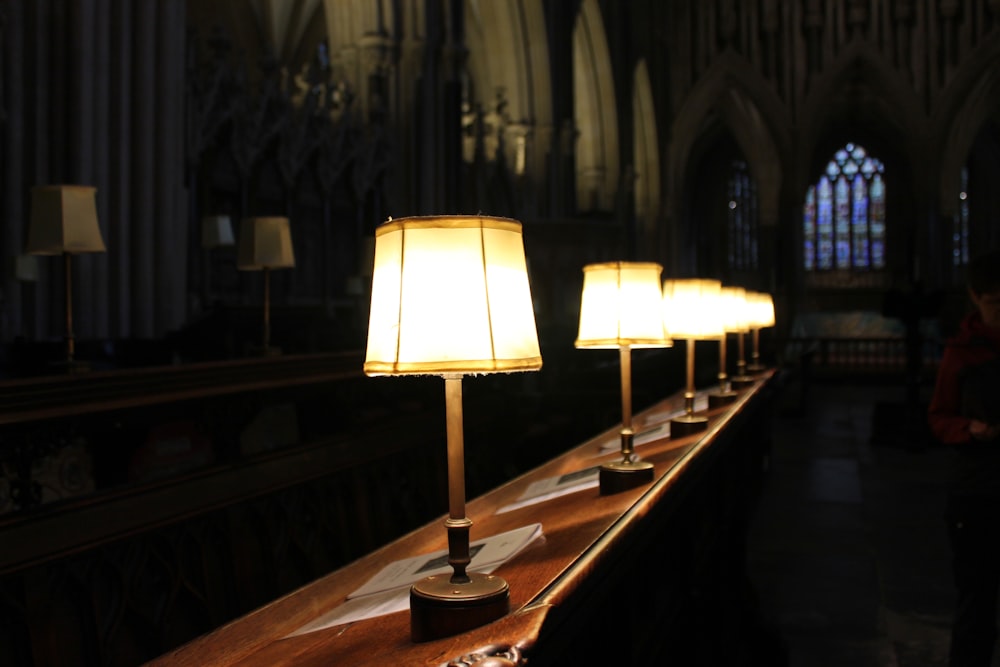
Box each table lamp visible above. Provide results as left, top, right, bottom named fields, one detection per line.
left=26, top=185, right=106, bottom=371
left=238, top=217, right=295, bottom=355
left=575, top=262, right=672, bottom=495
left=745, top=290, right=776, bottom=373
left=708, top=285, right=748, bottom=406
left=364, top=215, right=542, bottom=642
left=662, top=278, right=725, bottom=435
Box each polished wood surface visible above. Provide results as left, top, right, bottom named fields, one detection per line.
left=150, top=372, right=775, bottom=666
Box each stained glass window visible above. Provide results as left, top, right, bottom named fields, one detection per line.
left=802, top=143, right=886, bottom=271
left=727, top=159, right=758, bottom=271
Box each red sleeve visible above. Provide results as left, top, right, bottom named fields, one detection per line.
left=928, top=345, right=972, bottom=445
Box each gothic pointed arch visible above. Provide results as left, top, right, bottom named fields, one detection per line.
left=632, top=59, right=660, bottom=243
left=573, top=0, right=618, bottom=213
left=667, top=53, right=787, bottom=227
left=797, top=41, right=924, bottom=186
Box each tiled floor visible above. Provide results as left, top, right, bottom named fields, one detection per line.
left=745, top=380, right=995, bottom=667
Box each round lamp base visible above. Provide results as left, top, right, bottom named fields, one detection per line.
left=410, top=572, right=509, bottom=642
left=708, top=391, right=738, bottom=408
left=670, top=414, right=709, bottom=437
left=599, top=459, right=655, bottom=495
left=730, top=375, right=756, bottom=390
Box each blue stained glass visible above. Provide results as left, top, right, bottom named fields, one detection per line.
left=804, top=142, right=887, bottom=273
left=835, top=176, right=851, bottom=268
left=817, top=178, right=834, bottom=269
left=852, top=174, right=869, bottom=266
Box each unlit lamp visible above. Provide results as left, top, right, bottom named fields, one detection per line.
left=238, top=217, right=295, bottom=355
left=201, top=215, right=235, bottom=248
left=364, top=215, right=542, bottom=642
left=26, top=185, right=106, bottom=371
left=746, top=290, right=776, bottom=373
left=662, top=278, right=725, bottom=435
left=575, top=262, right=671, bottom=495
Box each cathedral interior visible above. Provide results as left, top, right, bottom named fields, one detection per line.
left=1, top=1, right=999, bottom=665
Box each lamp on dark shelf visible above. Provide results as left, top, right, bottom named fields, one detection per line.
left=26, top=185, right=107, bottom=372
left=746, top=290, right=776, bottom=373
left=575, top=262, right=672, bottom=495
left=708, top=285, right=748, bottom=407
left=662, top=278, right=725, bottom=436
left=237, top=217, right=295, bottom=356
left=364, top=215, right=542, bottom=642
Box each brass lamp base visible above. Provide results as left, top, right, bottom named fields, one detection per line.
left=410, top=572, right=509, bottom=642
left=670, top=414, right=709, bottom=437
left=730, top=374, right=755, bottom=389
left=747, top=363, right=767, bottom=373
left=708, top=390, right=738, bottom=408
left=599, top=459, right=655, bottom=495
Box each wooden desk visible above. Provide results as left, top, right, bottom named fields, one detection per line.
left=150, top=372, right=776, bottom=666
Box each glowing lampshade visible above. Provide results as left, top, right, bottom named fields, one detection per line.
left=662, top=278, right=725, bottom=340
left=365, top=216, right=542, bottom=375
left=575, top=262, right=670, bottom=349
left=720, top=286, right=749, bottom=333
left=745, top=291, right=776, bottom=329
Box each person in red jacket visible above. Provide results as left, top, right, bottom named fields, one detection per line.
left=929, top=248, right=1000, bottom=667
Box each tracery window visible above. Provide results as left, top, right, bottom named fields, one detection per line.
left=803, top=143, right=886, bottom=271
left=727, top=159, right=758, bottom=271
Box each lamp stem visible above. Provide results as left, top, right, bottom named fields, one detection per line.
left=263, top=266, right=271, bottom=351
left=685, top=338, right=696, bottom=417
left=751, top=327, right=761, bottom=367
left=718, top=334, right=728, bottom=392
left=64, top=252, right=75, bottom=363
left=444, top=375, right=472, bottom=584
left=736, top=330, right=747, bottom=376
left=619, top=346, right=634, bottom=461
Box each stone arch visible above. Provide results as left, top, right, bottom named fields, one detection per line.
left=667, top=53, right=788, bottom=232
left=665, top=53, right=788, bottom=273
left=632, top=59, right=660, bottom=241
left=573, top=0, right=618, bottom=212
left=464, top=0, right=553, bottom=182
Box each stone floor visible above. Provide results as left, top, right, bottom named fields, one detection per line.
left=745, top=380, right=1000, bottom=667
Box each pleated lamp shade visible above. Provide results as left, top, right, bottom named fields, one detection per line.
left=720, top=285, right=750, bottom=333
left=364, top=216, right=542, bottom=376
left=26, top=185, right=106, bottom=255
left=662, top=278, right=726, bottom=340
left=575, top=262, right=671, bottom=349
left=746, top=291, right=776, bottom=328
left=238, top=217, right=295, bottom=270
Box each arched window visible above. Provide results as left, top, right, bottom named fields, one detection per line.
left=727, top=159, right=758, bottom=271
left=803, top=143, right=886, bottom=271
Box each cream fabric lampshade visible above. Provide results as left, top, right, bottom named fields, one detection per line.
left=575, top=262, right=671, bottom=349
left=662, top=278, right=726, bottom=339
left=364, top=215, right=542, bottom=376
left=26, top=185, right=106, bottom=255
left=746, top=290, right=776, bottom=328
left=238, top=217, right=296, bottom=270
left=720, top=285, right=749, bottom=333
